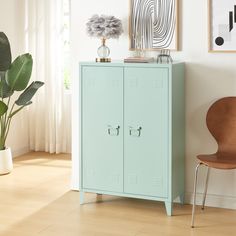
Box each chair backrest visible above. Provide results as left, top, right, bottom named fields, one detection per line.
left=206, top=97, right=236, bottom=155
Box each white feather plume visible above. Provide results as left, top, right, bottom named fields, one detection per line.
left=86, top=14, right=123, bottom=39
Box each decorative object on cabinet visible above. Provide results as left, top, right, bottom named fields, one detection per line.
left=86, top=15, right=123, bottom=62
left=124, top=57, right=154, bottom=63
left=0, top=32, right=44, bottom=175
left=208, top=0, right=236, bottom=52
left=79, top=62, right=185, bottom=216
left=157, top=49, right=173, bottom=64
left=129, top=0, right=179, bottom=51
left=191, top=97, right=236, bottom=227
left=132, top=32, right=145, bottom=57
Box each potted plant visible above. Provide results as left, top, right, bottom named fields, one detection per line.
left=0, top=32, right=44, bottom=175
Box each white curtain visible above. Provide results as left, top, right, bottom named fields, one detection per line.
left=24, top=0, right=71, bottom=153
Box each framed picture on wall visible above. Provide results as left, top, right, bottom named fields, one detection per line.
left=129, top=0, right=179, bottom=51
left=209, top=0, right=236, bottom=52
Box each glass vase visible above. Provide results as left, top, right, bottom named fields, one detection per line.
left=96, top=38, right=111, bottom=62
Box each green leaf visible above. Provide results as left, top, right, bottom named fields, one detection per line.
left=15, top=81, right=44, bottom=106
left=6, top=53, right=33, bottom=91
left=8, top=101, right=32, bottom=118
left=0, top=32, right=12, bottom=71
left=0, top=71, right=13, bottom=98
left=0, top=101, right=8, bottom=116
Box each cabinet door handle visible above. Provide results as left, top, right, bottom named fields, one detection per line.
left=108, top=125, right=120, bottom=136
left=129, top=126, right=142, bottom=137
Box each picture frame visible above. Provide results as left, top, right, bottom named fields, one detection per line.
left=129, top=0, right=179, bottom=51
left=208, top=0, right=236, bottom=53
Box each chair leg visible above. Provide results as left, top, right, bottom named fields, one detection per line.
left=191, top=163, right=201, bottom=228
left=202, top=167, right=210, bottom=210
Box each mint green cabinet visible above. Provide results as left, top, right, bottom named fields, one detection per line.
left=79, top=62, right=185, bottom=216
left=82, top=66, right=123, bottom=192
left=124, top=67, right=168, bottom=197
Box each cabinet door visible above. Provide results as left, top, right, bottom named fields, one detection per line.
left=82, top=66, right=123, bottom=193
left=124, top=67, right=169, bottom=197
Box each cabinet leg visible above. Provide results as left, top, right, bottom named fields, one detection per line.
left=179, top=193, right=185, bottom=205
left=80, top=191, right=84, bottom=205
left=96, top=193, right=103, bottom=202
left=164, top=201, right=173, bottom=216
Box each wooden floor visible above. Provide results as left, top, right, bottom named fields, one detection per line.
left=0, top=153, right=235, bottom=236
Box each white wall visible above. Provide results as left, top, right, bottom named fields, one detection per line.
left=0, top=0, right=29, bottom=156
left=178, top=0, right=236, bottom=209
left=71, top=0, right=236, bottom=209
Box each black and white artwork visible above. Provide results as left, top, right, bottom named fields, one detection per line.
left=130, top=0, right=178, bottom=50
left=209, top=0, right=236, bottom=52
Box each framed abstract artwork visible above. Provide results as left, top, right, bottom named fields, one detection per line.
left=129, top=0, right=179, bottom=51
left=209, top=0, right=236, bottom=52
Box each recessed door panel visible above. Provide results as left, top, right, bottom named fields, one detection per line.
left=124, top=67, right=169, bottom=197
left=82, top=66, right=123, bottom=192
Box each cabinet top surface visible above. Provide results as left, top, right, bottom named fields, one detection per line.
left=80, top=61, right=184, bottom=68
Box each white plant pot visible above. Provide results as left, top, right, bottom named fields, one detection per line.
left=0, top=147, right=13, bottom=175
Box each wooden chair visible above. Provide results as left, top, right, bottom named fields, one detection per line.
left=191, top=97, right=236, bottom=228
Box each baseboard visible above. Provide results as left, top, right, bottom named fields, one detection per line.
left=69, top=183, right=236, bottom=210
left=185, top=192, right=236, bottom=210
left=71, top=178, right=79, bottom=191
left=12, top=146, right=29, bottom=158
left=71, top=152, right=79, bottom=190
left=69, top=176, right=236, bottom=209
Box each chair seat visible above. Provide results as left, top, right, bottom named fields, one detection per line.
left=197, top=153, right=236, bottom=169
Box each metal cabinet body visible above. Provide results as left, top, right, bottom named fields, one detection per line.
left=79, top=62, right=185, bottom=215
